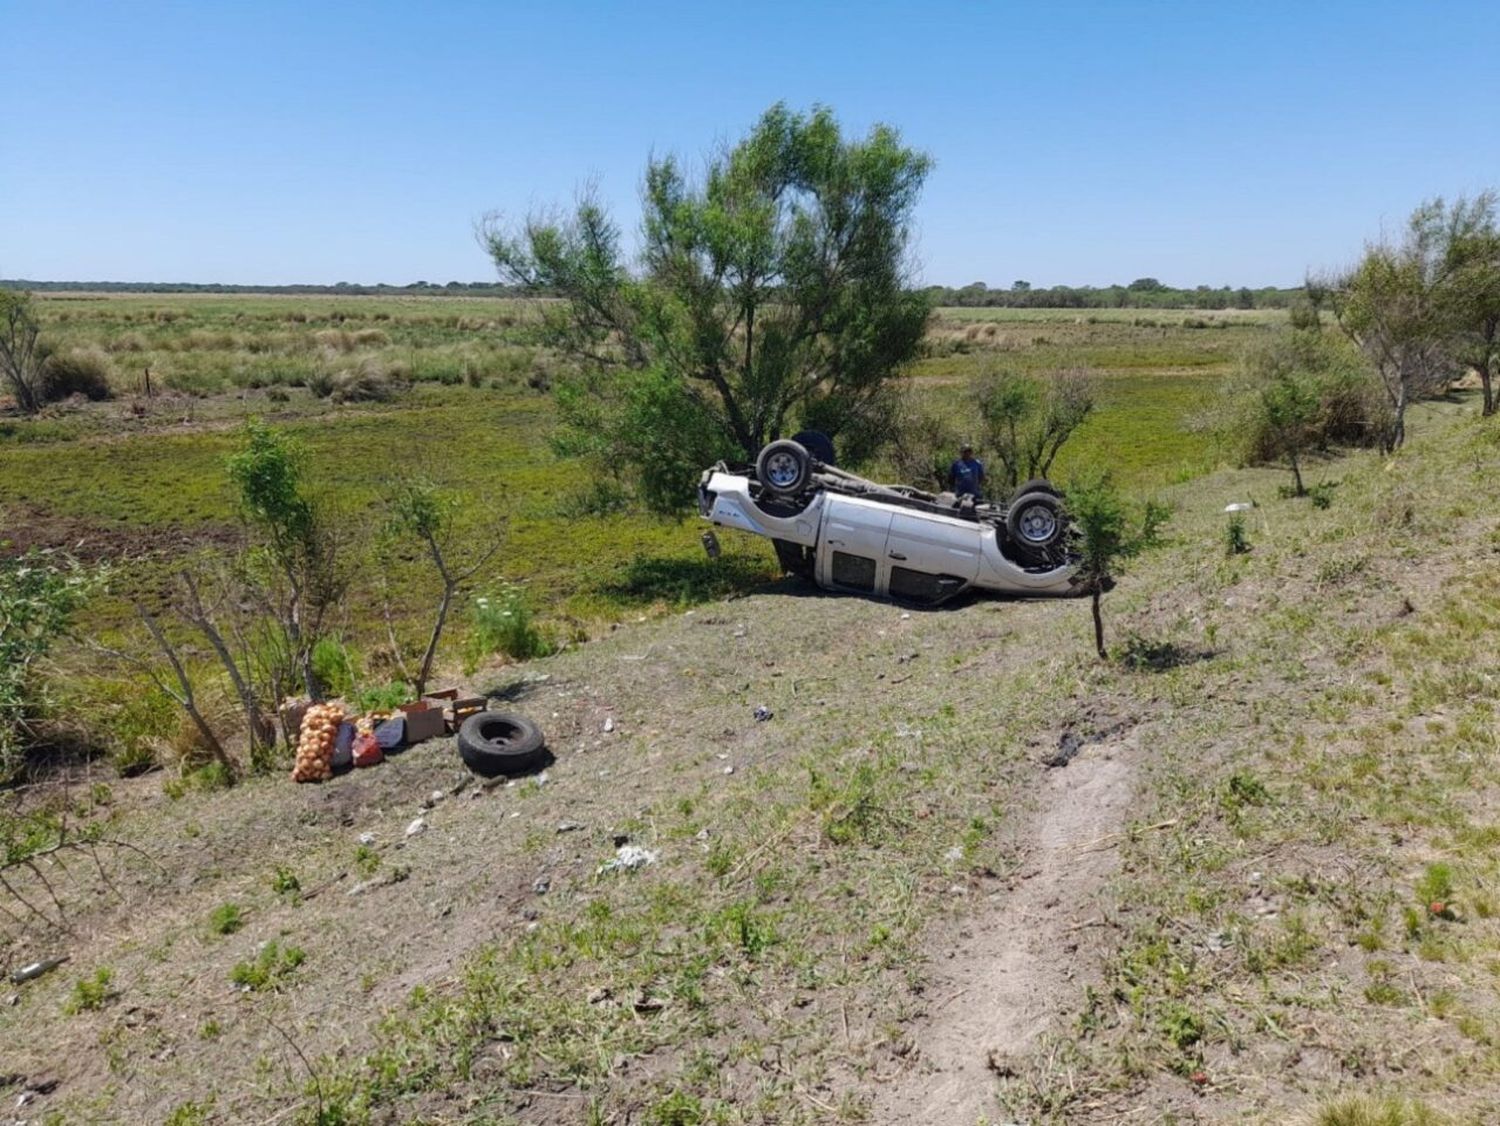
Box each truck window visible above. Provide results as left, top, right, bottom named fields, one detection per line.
left=889, top=566, right=967, bottom=605
left=830, top=551, right=877, bottom=592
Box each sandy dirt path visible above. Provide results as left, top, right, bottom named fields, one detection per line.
left=875, top=734, right=1137, bottom=1125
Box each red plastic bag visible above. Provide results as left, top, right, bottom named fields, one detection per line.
left=351, top=732, right=383, bottom=768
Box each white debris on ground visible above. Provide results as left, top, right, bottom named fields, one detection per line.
left=598, top=844, right=658, bottom=875
left=1224, top=502, right=1254, bottom=512
left=405, top=817, right=428, bottom=838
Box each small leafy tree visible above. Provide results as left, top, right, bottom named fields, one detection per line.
left=483, top=103, right=933, bottom=511
left=383, top=477, right=502, bottom=698
left=1427, top=192, right=1500, bottom=417
left=0, top=291, right=46, bottom=415
left=0, top=550, right=95, bottom=780
left=226, top=422, right=349, bottom=698
left=1258, top=368, right=1320, bottom=496
left=1065, top=473, right=1166, bottom=660
left=973, top=367, right=1095, bottom=493
left=1321, top=200, right=1460, bottom=450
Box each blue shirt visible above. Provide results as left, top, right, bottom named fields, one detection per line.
left=950, top=456, right=984, bottom=497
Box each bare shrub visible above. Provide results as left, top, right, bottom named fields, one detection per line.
left=973, top=366, right=1096, bottom=491
left=350, top=328, right=390, bottom=347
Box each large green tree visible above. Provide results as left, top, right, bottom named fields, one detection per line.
left=483, top=103, right=933, bottom=512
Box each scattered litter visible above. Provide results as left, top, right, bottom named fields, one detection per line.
left=723, top=765, right=735, bottom=775
left=598, top=844, right=658, bottom=875
left=4, top=993, right=17, bottom=1006
left=1224, top=502, right=1254, bottom=513
left=9, top=955, right=68, bottom=984
left=611, top=832, right=630, bottom=847
left=556, top=821, right=585, bottom=834
left=536, top=771, right=550, bottom=786
left=753, top=705, right=774, bottom=722
left=603, top=716, right=616, bottom=733
left=896, top=652, right=919, bottom=664
left=943, top=846, right=964, bottom=863
left=588, top=986, right=611, bottom=1004
left=421, top=790, right=445, bottom=810
left=405, top=817, right=428, bottom=838
left=695, top=828, right=711, bottom=841
left=633, top=993, right=665, bottom=1014
left=894, top=724, right=923, bottom=740
left=357, top=832, right=376, bottom=847
left=900, top=612, right=911, bottom=620
left=532, top=876, right=551, bottom=895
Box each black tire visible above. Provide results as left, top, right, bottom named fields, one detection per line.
left=457, top=711, right=547, bottom=777
left=790, top=430, right=836, bottom=467
left=1012, top=477, right=1061, bottom=500
left=1006, top=491, right=1066, bottom=552
left=755, top=440, right=812, bottom=496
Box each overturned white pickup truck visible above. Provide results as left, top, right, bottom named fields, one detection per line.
left=698, top=437, right=1084, bottom=605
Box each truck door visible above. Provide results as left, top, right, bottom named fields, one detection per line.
left=883, top=512, right=982, bottom=603
left=816, top=495, right=894, bottom=595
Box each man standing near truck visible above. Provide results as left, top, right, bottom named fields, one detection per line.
left=949, top=443, right=985, bottom=500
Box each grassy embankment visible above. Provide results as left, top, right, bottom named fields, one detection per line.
left=3, top=378, right=1496, bottom=1123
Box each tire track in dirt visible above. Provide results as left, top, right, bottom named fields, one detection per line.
left=875, top=735, right=1137, bottom=1125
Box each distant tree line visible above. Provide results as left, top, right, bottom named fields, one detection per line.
left=924, top=278, right=1301, bottom=310
left=2, top=277, right=1299, bottom=308
left=0, top=280, right=525, bottom=297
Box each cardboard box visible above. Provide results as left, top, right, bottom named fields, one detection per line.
left=402, top=701, right=446, bottom=743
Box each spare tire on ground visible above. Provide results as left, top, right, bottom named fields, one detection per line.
left=457, top=711, right=548, bottom=777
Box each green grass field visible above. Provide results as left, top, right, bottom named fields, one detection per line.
left=3, top=293, right=1265, bottom=653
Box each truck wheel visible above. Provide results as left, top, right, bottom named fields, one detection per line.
left=1012, top=478, right=1061, bottom=500
left=756, top=440, right=812, bottom=496
left=790, top=430, right=836, bottom=467
left=458, top=711, right=547, bottom=777
left=1007, top=491, right=1066, bottom=551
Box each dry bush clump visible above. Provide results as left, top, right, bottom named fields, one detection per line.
left=312, top=328, right=354, bottom=353
left=41, top=348, right=115, bottom=401
left=331, top=357, right=401, bottom=403
left=107, top=332, right=149, bottom=354
left=154, top=686, right=238, bottom=773
left=350, top=328, right=390, bottom=348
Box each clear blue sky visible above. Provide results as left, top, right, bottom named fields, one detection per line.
left=4, top=0, right=1499, bottom=288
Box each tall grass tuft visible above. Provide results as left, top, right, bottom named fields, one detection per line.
left=41, top=349, right=115, bottom=401
left=465, top=585, right=552, bottom=669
